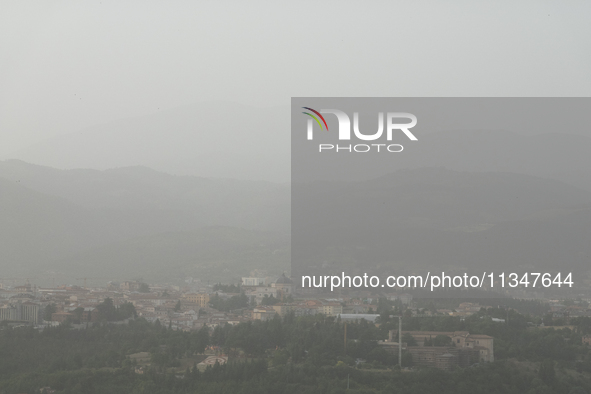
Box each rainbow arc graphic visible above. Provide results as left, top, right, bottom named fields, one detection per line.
left=301, top=107, right=329, bottom=131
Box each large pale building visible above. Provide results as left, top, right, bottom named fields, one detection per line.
left=0, top=305, right=17, bottom=321
left=183, top=293, right=210, bottom=308
left=321, top=302, right=343, bottom=316
left=0, top=301, right=42, bottom=324
left=14, top=283, right=33, bottom=293
left=273, top=273, right=295, bottom=300
left=251, top=306, right=277, bottom=321
left=20, top=302, right=40, bottom=324
left=406, top=346, right=478, bottom=371
left=388, top=330, right=494, bottom=365
left=254, top=286, right=278, bottom=304
left=272, top=303, right=301, bottom=317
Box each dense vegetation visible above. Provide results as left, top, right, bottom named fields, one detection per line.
left=96, top=298, right=137, bottom=321
left=208, top=293, right=250, bottom=312
left=6, top=359, right=591, bottom=394
left=1, top=302, right=591, bottom=393
left=212, top=283, right=242, bottom=293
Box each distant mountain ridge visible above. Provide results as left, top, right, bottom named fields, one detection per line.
left=0, top=160, right=290, bottom=284
left=6, top=101, right=290, bottom=182
left=2, top=160, right=591, bottom=286
left=398, top=131, right=591, bottom=192
left=0, top=159, right=290, bottom=231
left=293, top=167, right=591, bottom=279
left=53, top=226, right=290, bottom=284
left=6, top=101, right=591, bottom=190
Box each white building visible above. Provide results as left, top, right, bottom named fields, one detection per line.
left=242, top=277, right=266, bottom=287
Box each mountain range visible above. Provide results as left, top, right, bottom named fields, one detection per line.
left=294, top=168, right=591, bottom=281
left=2, top=159, right=591, bottom=288
left=0, top=160, right=289, bottom=285
left=6, top=102, right=291, bottom=182
left=6, top=102, right=591, bottom=193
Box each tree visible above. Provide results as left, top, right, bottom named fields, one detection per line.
left=539, top=359, right=555, bottom=385
left=209, top=293, right=249, bottom=312
left=174, top=300, right=181, bottom=312
left=138, top=283, right=150, bottom=293
left=118, top=302, right=137, bottom=319
left=195, top=325, right=210, bottom=353
left=211, top=325, right=225, bottom=346
left=72, top=307, right=84, bottom=324
left=261, top=294, right=277, bottom=306
left=366, top=346, right=392, bottom=365
left=213, top=283, right=241, bottom=293
left=43, top=304, right=56, bottom=321
left=96, top=298, right=117, bottom=321
left=402, top=333, right=417, bottom=346
left=96, top=298, right=136, bottom=321
left=272, top=349, right=290, bottom=366
left=432, top=335, right=452, bottom=347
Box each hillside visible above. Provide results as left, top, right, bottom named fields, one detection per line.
left=0, top=162, right=289, bottom=284
left=52, top=226, right=290, bottom=285
left=0, top=160, right=290, bottom=231
left=6, top=102, right=290, bottom=182
left=2, top=162, right=591, bottom=286
left=293, top=168, right=591, bottom=278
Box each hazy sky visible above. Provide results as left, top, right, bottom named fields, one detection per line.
left=1, top=1, right=590, bottom=157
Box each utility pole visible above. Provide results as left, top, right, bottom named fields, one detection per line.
left=389, top=314, right=403, bottom=367
left=344, top=322, right=347, bottom=355
left=398, top=316, right=402, bottom=367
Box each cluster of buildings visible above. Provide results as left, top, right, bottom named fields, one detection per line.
left=0, top=300, right=42, bottom=324
left=0, top=283, right=44, bottom=325
left=0, top=279, right=493, bottom=341
left=241, top=273, right=296, bottom=304
left=548, top=299, right=591, bottom=319
left=9, top=274, right=591, bottom=373
left=243, top=274, right=415, bottom=320
left=0, top=281, right=212, bottom=329
left=0, top=274, right=413, bottom=331
left=0, top=275, right=502, bottom=373
left=380, top=330, right=494, bottom=371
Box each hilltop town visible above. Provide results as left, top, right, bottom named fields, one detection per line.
left=1, top=273, right=405, bottom=330
left=3, top=273, right=591, bottom=373
left=3, top=273, right=591, bottom=393
left=3, top=273, right=590, bottom=332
